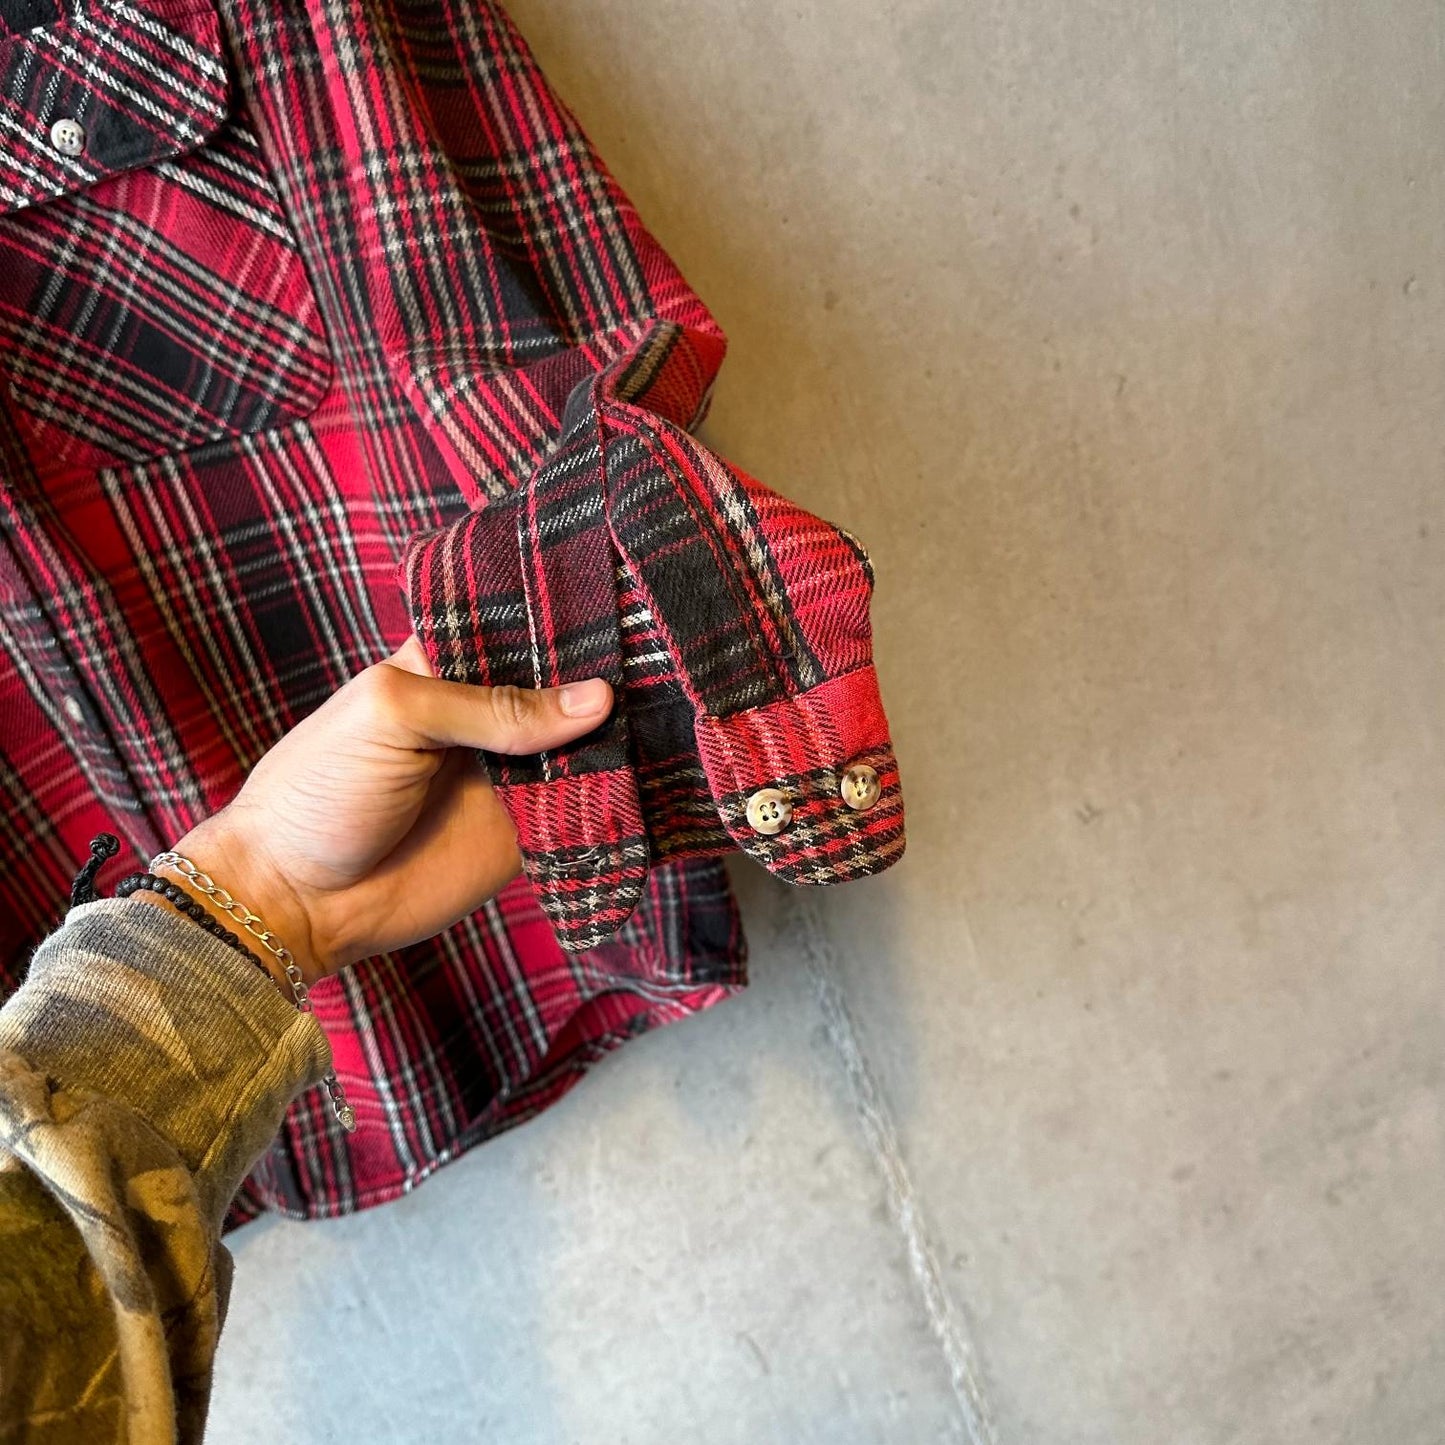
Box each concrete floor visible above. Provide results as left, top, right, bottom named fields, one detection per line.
left=211, top=3, right=1445, bottom=1441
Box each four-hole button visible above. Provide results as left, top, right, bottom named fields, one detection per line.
left=840, top=762, right=881, bottom=811
left=50, top=118, right=86, bottom=157
left=745, top=787, right=793, bottom=835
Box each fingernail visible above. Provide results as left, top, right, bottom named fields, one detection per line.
left=558, top=678, right=610, bottom=717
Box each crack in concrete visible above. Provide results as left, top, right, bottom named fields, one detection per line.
left=788, top=895, right=997, bottom=1445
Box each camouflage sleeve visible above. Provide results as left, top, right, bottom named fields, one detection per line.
left=0, top=897, right=332, bottom=1443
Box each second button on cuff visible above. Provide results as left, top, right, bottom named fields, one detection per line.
left=840, top=762, right=881, bottom=810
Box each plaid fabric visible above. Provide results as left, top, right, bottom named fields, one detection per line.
left=0, top=0, right=898, bottom=1220
left=406, top=320, right=905, bottom=951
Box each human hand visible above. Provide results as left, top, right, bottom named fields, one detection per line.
left=161, top=639, right=611, bottom=982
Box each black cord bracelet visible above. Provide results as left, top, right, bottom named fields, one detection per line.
left=115, top=871, right=275, bottom=981
left=70, top=832, right=120, bottom=907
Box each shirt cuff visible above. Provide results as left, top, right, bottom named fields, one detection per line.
left=694, top=664, right=905, bottom=884
left=496, top=768, right=651, bottom=952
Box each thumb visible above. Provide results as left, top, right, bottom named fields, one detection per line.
left=361, top=663, right=614, bottom=755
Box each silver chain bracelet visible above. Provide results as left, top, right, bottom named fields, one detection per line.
left=150, top=850, right=356, bottom=1133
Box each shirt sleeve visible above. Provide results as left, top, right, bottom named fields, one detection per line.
left=0, top=898, right=331, bottom=1444
left=404, top=319, right=906, bottom=952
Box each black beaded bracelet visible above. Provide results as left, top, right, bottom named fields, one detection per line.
left=99, top=845, right=357, bottom=1131
left=116, top=871, right=274, bottom=981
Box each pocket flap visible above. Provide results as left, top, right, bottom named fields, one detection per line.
left=0, top=0, right=228, bottom=216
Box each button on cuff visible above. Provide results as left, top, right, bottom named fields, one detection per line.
left=840, top=762, right=881, bottom=810
left=745, top=787, right=792, bottom=835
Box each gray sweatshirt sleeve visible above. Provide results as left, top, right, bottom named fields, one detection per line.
left=0, top=897, right=332, bottom=1444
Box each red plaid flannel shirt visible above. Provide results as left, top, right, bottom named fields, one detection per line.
left=0, top=0, right=903, bottom=1221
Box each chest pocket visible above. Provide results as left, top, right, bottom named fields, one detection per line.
left=0, top=0, right=332, bottom=476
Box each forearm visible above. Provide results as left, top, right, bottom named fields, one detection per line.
left=0, top=898, right=331, bottom=1442
left=0, top=647, right=599, bottom=1441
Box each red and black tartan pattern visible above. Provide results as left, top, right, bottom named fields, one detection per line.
left=406, top=320, right=906, bottom=951
left=0, top=0, right=228, bottom=214
left=0, top=0, right=903, bottom=1217
left=0, top=110, right=333, bottom=466
left=0, top=0, right=756, bottom=1223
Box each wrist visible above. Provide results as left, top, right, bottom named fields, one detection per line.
left=163, top=812, right=326, bottom=983
left=123, top=879, right=285, bottom=989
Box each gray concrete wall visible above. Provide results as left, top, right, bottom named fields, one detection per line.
left=212, top=3, right=1445, bottom=1441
